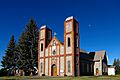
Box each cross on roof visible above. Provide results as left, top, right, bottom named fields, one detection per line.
left=54, top=32, right=57, bottom=36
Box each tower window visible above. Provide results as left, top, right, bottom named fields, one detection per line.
left=68, top=37, right=71, bottom=47
left=40, top=62, right=43, bottom=73
left=41, top=43, right=43, bottom=51
left=76, top=38, right=79, bottom=47
left=67, top=60, right=71, bottom=72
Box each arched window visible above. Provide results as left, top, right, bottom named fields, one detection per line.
left=68, top=37, right=71, bottom=47
left=76, top=37, right=78, bottom=47
left=52, top=50, right=56, bottom=55
left=40, top=62, right=43, bottom=73
left=67, top=60, right=71, bottom=72
left=41, top=43, right=43, bottom=51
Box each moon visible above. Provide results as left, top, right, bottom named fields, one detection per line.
left=88, top=24, right=92, bottom=27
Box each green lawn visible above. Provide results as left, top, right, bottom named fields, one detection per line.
left=0, top=75, right=119, bottom=80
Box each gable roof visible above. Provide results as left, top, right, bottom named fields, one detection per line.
left=89, top=50, right=106, bottom=61
left=47, top=36, right=63, bottom=48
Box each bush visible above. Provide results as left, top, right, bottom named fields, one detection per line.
left=115, top=66, right=120, bottom=74
left=0, top=68, right=8, bottom=76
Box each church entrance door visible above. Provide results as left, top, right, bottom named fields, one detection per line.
left=51, top=64, right=57, bottom=76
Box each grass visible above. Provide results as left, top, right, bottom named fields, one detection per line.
left=0, top=75, right=120, bottom=80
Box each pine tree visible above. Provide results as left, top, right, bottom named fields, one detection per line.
left=113, top=58, right=117, bottom=66
left=15, top=32, right=27, bottom=69
left=117, top=58, right=120, bottom=66
left=113, top=58, right=120, bottom=74
left=1, top=35, right=16, bottom=75
left=1, top=19, right=39, bottom=76
left=16, top=19, right=39, bottom=75
left=25, top=19, right=39, bottom=70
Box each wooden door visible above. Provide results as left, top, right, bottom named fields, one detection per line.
left=53, top=66, right=57, bottom=76
left=96, top=68, right=99, bottom=76
left=51, top=64, right=57, bottom=76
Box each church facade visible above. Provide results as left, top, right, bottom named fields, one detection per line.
left=38, top=16, right=108, bottom=76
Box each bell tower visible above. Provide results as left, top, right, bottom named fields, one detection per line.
left=64, top=16, right=80, bottom=76
left=38, top=25, right=52, bottom=76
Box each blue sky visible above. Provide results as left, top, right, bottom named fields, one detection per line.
left=0, top=0, right=120, bottom=68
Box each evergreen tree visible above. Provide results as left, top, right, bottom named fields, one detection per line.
left=1, top=35, right=16, bottom=75
left=1, top=19, right=39, bottom=76
left=113, top=58, right=117, bottom=66
left=15, top=32, right=26, bottom=69
left=116, top=58, right=120, bottom=66
left=16, top=19, right=39, bottom=75
left=113, top=58, right=120, bottom=74
left=25, top=19, right=39, bottom=70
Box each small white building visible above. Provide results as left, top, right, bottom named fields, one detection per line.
left=108, top=65, right=115, bottom=75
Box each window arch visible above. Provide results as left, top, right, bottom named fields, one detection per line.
left=40, top=62, right=43, bottom=73
left=68, top=37, right=71, bottom=47
left=67, top=60, right=71, bottom=72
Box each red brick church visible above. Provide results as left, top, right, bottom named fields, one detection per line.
left=38, top=16, right=108, bottom=76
